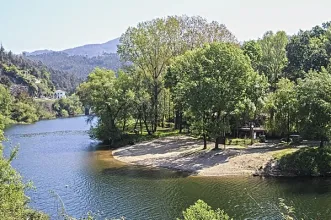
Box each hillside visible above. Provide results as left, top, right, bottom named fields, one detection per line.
left=27, top=52, right=122, bottom=79
left=63, top=38, right=120, bottom=57
left=0, top=45, right=79, bottom=96
left=25, top=38, right=123, bottom=81
left=26, top=38, right=120, bottom=57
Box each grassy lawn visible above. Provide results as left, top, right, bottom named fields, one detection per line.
left=226, top=138, right=259, bottom=148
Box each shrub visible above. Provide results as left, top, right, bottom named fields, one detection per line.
left=177, top=200, right=232, bottom=220
left=278, top=147, right=331, bottom=176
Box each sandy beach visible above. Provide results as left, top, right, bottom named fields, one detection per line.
left=112, top=136, right=290, bottom=176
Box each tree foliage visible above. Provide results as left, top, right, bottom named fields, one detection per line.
left=265, top=78, right=298, bottom=138
left=297, top=69, right=331, bottom=146
left=168, top=43, right=261, bottom=149
left=77, top=68, right=134, bottom=142
left=118, top=15, right=236, bottom=133
left=178, top=200, right=231, bottom=220
left=52, top=94, right=83, bottom=117
left=257, top=31, right=288, bottom=87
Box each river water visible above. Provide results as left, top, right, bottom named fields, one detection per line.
left=3, top=116, right=331, bottom=219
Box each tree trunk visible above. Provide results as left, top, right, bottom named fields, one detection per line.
left=175, top=110, right=180, bottom=129
left=214, top=136, right=220, bottom=150
left=168, top=93, right=171, bottom=127
left=179, top=112, right=183, bottom=133
left=320, top=139, right=324, bottom=148
left=139, top=118, right=143, bottom=134
left=153, top=83, right=158, bottom=133
left=203, top=134, right=207, bottom=150
left=134, top=118, right=139, bottom=130
left=287, top=107, right=290, bottom=142
left=122, top=119, right=126, bottom=132
left=144, top=119, right=152, bottom=135
left=162, top=89, right=166, bottom=128
left=270, top=108, right=275, bottom=137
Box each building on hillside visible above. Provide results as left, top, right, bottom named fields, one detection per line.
left=54, top=90, right=66, bottom=99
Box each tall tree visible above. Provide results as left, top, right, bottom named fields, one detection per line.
left=258, top=31, right=288, bottom=88
left=286, top=25, right=331, bottom=81
left=242, top=40, right=262, bottom=71
left=265, top=78, right=298, bottom=139
left=168, top=43, right=256, bottom=149
left=297, top=68, right=331, bottom=147
left=118, top=15, right=236, bottom=133
left=77, top=68, right=135, bottom=143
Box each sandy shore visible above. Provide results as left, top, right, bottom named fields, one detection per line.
left=112, top=136, right=291, bottom=176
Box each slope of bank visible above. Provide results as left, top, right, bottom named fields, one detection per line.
left=112, top=136, right=292, bottom=176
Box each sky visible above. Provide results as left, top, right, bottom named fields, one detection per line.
left=1, top=0, right=331, bottom=53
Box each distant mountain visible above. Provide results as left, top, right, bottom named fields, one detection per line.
left=27, top=52, right=123, bottom=80
left=63, top=38, right=120, bottom=57
left=25, top=38, right=123, bottom=87
left=26, top=38, right=120, bottom=57
left=26, top=49, right=54, bottom=56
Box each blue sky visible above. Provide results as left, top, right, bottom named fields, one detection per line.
left=1, top=0, right=331, bottom=53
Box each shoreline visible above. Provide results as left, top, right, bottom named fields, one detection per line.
left=112, top=136, right=287, bottom=177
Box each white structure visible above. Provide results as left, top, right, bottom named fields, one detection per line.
left=54, top=90, right=66, bottom=99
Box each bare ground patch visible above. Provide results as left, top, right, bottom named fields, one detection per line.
left=112, top=136, right=298, bottom=176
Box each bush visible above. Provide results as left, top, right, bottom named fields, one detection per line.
left=0, top=146, right=35, bottom=219
left=60, top=109, right=69, bottom=117
left=0, top=117, right=48, bottom=219
left=11, top=101, right=39, bottom=123
left=278, top=147, right=331, bottom=176
left=23, top=209, right=49, bottom=220
left=52, top=95, right=83, bottom=118
left=177, top=200, right=231, bottom=220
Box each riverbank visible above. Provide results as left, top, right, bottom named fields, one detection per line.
left=112, top=136, right=297, bottom=176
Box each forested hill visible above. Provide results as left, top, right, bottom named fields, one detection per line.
left=27, top=52, right=122, bottom=79
left=0, top=45, right=79, bottom=95
left=26, top=38, right=119, bottom=57
left=62, top=38, right=120, bottom=57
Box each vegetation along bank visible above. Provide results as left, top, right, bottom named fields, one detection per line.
left=77, top=16, right=331, bottom=177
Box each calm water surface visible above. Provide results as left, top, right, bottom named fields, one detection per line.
left=3, top=117, right=331, bottom=219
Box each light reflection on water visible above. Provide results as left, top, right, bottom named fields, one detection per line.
left=3, top=116, right=331, bottom=219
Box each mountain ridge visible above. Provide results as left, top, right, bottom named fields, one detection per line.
left=26, top=38, right=120, bottom=57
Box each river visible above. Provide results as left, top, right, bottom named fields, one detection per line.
left=3, top=116, right=331, bottom=219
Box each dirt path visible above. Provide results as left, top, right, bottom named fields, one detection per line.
left=112, top=136, right=290, bottom=176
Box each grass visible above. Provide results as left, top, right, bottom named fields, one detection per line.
left=226, top=138, right=259, bottom=148
left=272, top=148, right=298, bottom=160
left=112, top=127, right=180, bottom=148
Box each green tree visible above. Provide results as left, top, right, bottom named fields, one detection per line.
left=0, top=113, right=48, bottom=219
left=242, top=40, right=262, bottom=71
left=297, top=68, right=331, bottom=147
left=11, top=102, right=39, bottom=123
left=0, top=85, right=13, bottom=121
left=258, top=31, right=288, bottom=88
left=118, top=15, right=236, bottom=133
left=52, top=94, right=83, bottom=117
left=285, top=25, right=331, bottom=81
left=265, top=78, right=298, bottom=139
left=77, top=68, right=134, bottom=143
left=169, top=43, right=255, bottom=149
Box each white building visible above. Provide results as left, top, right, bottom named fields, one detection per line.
left=54, top=90, right=66, bottom=99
